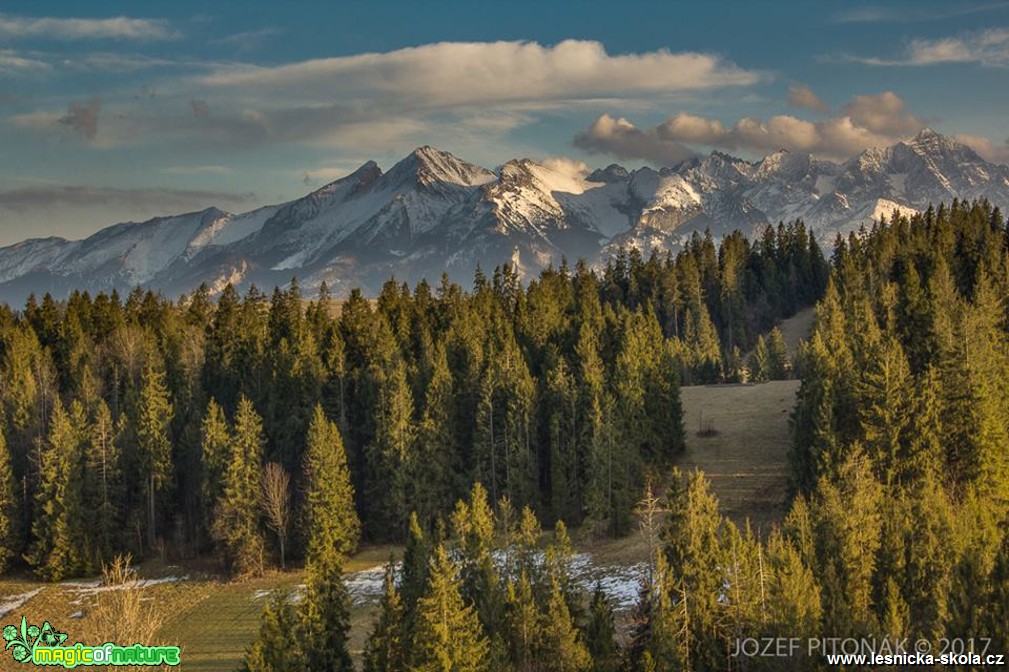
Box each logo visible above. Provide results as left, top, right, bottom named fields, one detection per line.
left=3, top=616, right=180, bottom=668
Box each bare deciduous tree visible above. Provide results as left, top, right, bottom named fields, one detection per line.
left=259, top=462, right=291, bottom=569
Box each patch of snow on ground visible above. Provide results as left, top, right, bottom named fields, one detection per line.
left=60, top=575, right=188, bottom=598
left=0, top=588, right=43, bottom=618
left=326, top=551, right=648, bottom=610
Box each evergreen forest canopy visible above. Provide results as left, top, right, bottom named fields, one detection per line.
left=241, top=200, right=1009, bottom=671
left=0, top=220, right=824, bottom=580
left=2, top=202, right=1009, bottom=670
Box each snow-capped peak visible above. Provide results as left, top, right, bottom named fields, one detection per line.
left=386, top=146, right=496, bottom=188
left=1, top=131, right=1007, bottom=303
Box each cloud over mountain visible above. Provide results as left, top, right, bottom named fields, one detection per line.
left=574, top=91, right=929, bottom=162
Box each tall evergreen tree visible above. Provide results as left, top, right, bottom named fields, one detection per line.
left=302, top=404, right=359, bottom=562
left=25, top=399, right=87, bottom=580
left=241, top=589, right=302, bottom=672
left=136, top=361, right=174, bottom=549
left=200, top=398, right=231, bottom=538
left=363, top=564, right=408, bottom=672
left=411, top=544, right=490, bottom=672
left=85, top=400, right=122, bottom=565
left=0, top=422, right=21, bottom=572
left=540, top=576, right=592, bottom=672
left=212, top=396, right=265, bottom=577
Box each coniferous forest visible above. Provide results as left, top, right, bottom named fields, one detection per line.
left=3, top=204, right=1009, bottom=670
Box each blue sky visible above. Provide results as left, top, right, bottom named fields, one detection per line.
left=1, top=0, right=1008, bottom=244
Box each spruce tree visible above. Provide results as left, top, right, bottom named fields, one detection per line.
left=212, top=396, right=265, bottom=577
left=585, top=585, right=619, bottom=672
left=748, top=334, right=769, bottom=383
left=400, top=512, right=431, bottom=619
left=136, top=361, right=173, bottom=549
left=363, top=564, right=408, bottom=672
left=85, top=400, right=122, bottom=565
left=26, top=399, right=87, bottom=580
left=766, top=326, right=789, bottom=379
left=303, top=404, right=360, bottom=563
left=505, top=570, right=540, bottom=672
left=411, top=544, right=490, bottom=672
left=200, top=398, right=231, bottom=537
left=0, top=422, right=21, bottom=572
left=540, top=576, right=592, bottom=672
left=299, top=552, right=353, bottom=672
left=241, top=589, right=302, bottom=672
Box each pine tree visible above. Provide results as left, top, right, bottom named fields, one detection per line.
left=505, top=570, right=540, bottom=672
left=212, top=396, right=265, bottom=578
left=136, top=361, right=173, bottom=549
left=241, top=589, right=302, bottom=672
left=585, top=585, right=619, bottom=672
left=0, top=422, right=22, bottom=572
left=540, top=575, right=592, bottom=672
left=200, top=398, right=231, bottom=538
left=303, top=404, right=360, bottom=563
left=26, top=399, right=87, bottom=580
left=400, top=512, right=431, bottom=619
left=766, top=326, right=789, bottom=379
left=299, top=552, right=353, bottom=672
left=85, top=400, right=122, bottom=565
left=748, top=335, right=769, bottom=383
left=363, top=564, right=408, bottom=672
left=410, top=544, right=490, bottom=672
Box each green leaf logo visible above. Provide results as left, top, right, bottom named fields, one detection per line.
left=2, top=616, right=66, bottom=664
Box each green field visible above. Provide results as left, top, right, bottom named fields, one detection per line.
left=0, top=377, right=799, bottom=671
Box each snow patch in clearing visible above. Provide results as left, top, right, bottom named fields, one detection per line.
left=0, top=588, right=43, bottom=618
left=324, top=551, right=647, bottom=610
left=60, top=575, right=188, bottom=598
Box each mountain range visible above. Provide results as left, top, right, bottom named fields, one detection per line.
left=1, top=129, right=1008, bottom=303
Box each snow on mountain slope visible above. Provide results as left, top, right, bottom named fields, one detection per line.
left=57, top=208, right=234, bottom=285
left=187, top=205, right=279, bottom=252
left=1, top=130, right=1007, bottom=303
left=0, top=237, right=79, bottom=284
left=258, top=148, right=498, bottom=271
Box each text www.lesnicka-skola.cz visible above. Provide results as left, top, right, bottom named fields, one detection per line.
left=731, top=636, right=1004, bottom=666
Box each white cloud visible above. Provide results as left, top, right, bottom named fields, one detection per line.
left=0, top=49, right=51, bottom=75
left=953, top=133, right=1009, bottom=163
left=842, top=91, right=923, bottom=135
left=833, top=3, right=1008, bottom=23
left=848, top=28, right=1009, bottom=66
left=574, top=91, right=934, bottom=164
left=788, top=84, right=829, bottom=113
left=12, top=40, right=759, bottom=156
left=573, top=113, right=695, bottom=165
left=0, top=14, right=175, bottom=41
left=199, top=40, right=759, bottom=108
